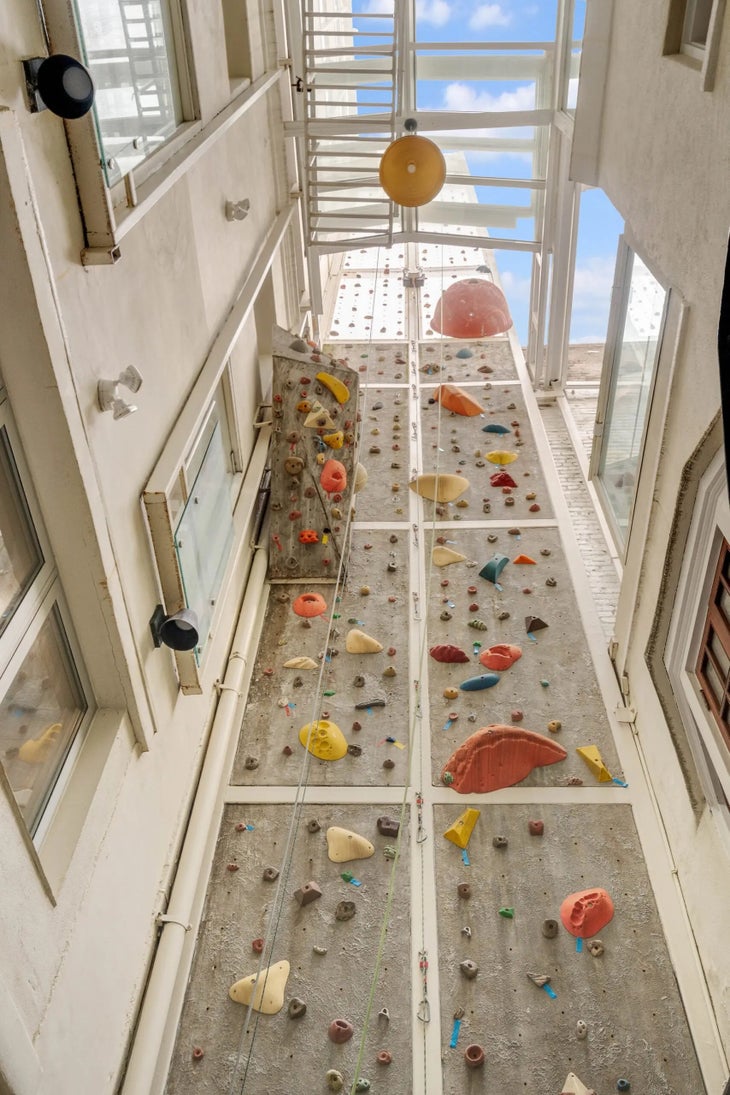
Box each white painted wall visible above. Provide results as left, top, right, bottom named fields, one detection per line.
left=0, top=0, right=302, bottom=1090
left=576, top=0, right=730, bottom=1057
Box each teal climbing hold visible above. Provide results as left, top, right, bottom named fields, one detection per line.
left=480, top=554, right=509, bottom=582
left=455, top=348, right=473, bottom=359
left=482, top=423, right=511, bottom=434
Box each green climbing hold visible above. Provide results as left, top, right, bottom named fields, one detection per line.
left=341, top=871, right=354, bottom=883
left=442, top=771, right=454, bottom=786
left=499, top=907, right=515, bottom=918
left=383, top=845, right=397, bottom=860
left=540, top=679, right=550, bottom=688
left=323, top=689, right=336, bottom=697
left=355, top=1081, right=371, bottom=1093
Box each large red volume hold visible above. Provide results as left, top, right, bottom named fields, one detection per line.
left=441, top=724, right=567, bottom=793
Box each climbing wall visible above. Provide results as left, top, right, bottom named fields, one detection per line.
left=164, top=257, right=707, bottom=1095
left=268, top=327, right=360, bottom=581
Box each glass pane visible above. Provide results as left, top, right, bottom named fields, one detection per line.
left=0, top=607, right=87, bottom=836
left=70, top=0, right=183, bottom=183
left=0, top=428, right=43, bottom=637
left=709, top=627, right=730, bottom=680
left=174, top=422, right=234, bottom=659
left=597, top=254, right=667, bottom=542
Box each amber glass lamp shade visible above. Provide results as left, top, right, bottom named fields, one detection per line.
left=379, top=134, right=446, bottom=208
left=431, top=278, right=513, bottom=339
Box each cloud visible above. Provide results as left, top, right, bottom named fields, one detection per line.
left=416, top=0, right=452, bottom=25
left=468, top=3, right=510, bottom=29
left=362, top=0, right=394, bottom=12
left=570, top=255, right=616, bottom=341
left=442, top=81, right=536, bottom=113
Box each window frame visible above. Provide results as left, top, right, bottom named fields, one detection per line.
left=143, top=368, right=244, bottom=693
left=589, top=238, right=670, bottom=557
left=663, top=0, right=727, bottom=90
left=0, top=399, right=94, bottom=848
left=666, top=449, right=730, bottom=829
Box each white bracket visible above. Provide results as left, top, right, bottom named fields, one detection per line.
left=614, top=705, right=637, bottom=725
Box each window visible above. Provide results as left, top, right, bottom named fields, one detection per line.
left=0, top=402, right=91, bottom=841
left=70, top=0, right=186, bottom=185
left=666, top=450, right=730, bottom=820
left=696, top=539, right=730, bottom=752
left=664, top=0, right=726, bottom=89
left=681, top=0, right=713, bottom=58
left=590, top=241, right=668, bottom=551
left=144, top=374, right=242, bottom=691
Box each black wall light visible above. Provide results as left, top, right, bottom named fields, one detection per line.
left=23, top=54, right=95, bottom=119
left=150, top=605, right=200, bottom=652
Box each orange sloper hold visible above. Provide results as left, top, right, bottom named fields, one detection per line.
left=441, top=725, right=566, bottom=793
left=433, top=384, right=483, bottom=417
left=479, top=644, right=521, bottom=671
left=559, top=888, right=614, bottom=938
left=320, top=459, right=347, bottom=493
left=513, top=554, right=536, bottom=565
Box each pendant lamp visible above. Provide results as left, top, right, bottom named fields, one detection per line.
left=431, top=278, right=513, bottom=339
left=379, top=119, right=446, bottom=208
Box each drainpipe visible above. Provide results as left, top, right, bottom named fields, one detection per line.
left=120, top=544, right=269, bottom=1095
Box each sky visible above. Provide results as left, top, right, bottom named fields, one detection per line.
left=351, top=0, right=624, bottom=344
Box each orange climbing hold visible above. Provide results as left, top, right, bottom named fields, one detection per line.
left=479, top=644, right=522, bottom=671
left=513, top=554, right=536, bottom=565
left=320, top=459, right=347, bottom=493
left=292, top=592, right=327, bottom=618
left=441, top=724, right=566, bottom=793
left=559, top=888, right=614, bottom=938
left=433, top=384, right=483, bottom=417
left=298, top=529, right=319, bottom=544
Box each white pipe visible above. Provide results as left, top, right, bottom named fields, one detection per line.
left=121, top=545, right=269, bottom=1095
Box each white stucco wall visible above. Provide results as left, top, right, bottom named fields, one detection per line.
left=576, top=0, right=730, bottom=1055
left=0, top=0, right=301, bottom=1089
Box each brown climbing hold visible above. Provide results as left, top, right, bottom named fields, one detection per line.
left=377, top=815, right=400, bottom=837
left=460, top=959, right=479, bottom=980
left=457, top=882, right=471, bottom=899
left=492, top=835, right=508, bottom=849
left=441, top=725, right=567, bottom=793
left=329, top=1018, right=354, bottom=1043
left=542, top=918, right=559, bottom=938
left=528, top=819, right=544, bottom=836
left=587, top=939, right=605, bottom=957
left=227, top=863, right=239, bottom=872
left=294, top=881, right=322, bottom=906
left=377, top=1050, right=393, bottom=1066
left=464, top=1044, right=485, bottom=1069
left=335, top=900, right=357, bottom=921
left=383, top=758, right=396, bottom=770
left=511, top=709, right=524, bottom=722
left=192, top=1047, right=204, bottom=1061
left=252, top=937, right=265, bottom=953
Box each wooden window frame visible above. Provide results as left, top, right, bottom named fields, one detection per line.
left=695, top=538, right=730, bottom=750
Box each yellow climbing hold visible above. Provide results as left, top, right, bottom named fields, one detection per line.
left=283, top=656, right=318, bottom=670
left=299, top=719, right=348, bottom=761
left=326, top=826, right=375, bottom=862
left=485, top=450, right=518, bottom=465
left=229, top=960, right=290, bottom=1014
left=432, top=546, right=467, bottom=567
left=304, top=402, right=336, bottom=430
left=443, top=807, right=481, bottom=849
left=576, top=745, right=613, bottom=783
left=316, top=371, right=350, bottom=404
left=345, top=628, right=383, bottom=653
left=409, top=473, right=469, bottom=503
left=18, top=723, right=62, bottom=764
left=323, top=430, right=344, bottom=449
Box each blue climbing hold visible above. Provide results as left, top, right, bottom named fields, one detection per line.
left=455, top=348, right=473, bottom=359
left=459, top=672, right=500, bottom=691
